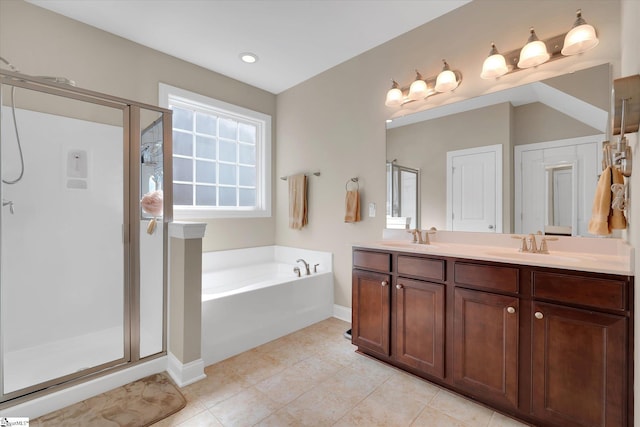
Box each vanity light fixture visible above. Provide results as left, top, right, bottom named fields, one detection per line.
left=385, top=61, right=462, bottom=107
left=518, top=28, right=550, bottom=69
left=481, top=10, right=599, bottom=80
left=561, top=9, right=599, bottom=55
left=480, top=43, right=509, bottom=79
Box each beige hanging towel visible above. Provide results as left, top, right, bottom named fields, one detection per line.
left=588, top=166, right=627, bottom=235
left=288, top=174, right=308, bottom=229
left=344, top=190, right=361, bottom=223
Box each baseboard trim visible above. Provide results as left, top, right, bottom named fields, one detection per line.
left=333, top=304, right=351, bottom=323
left=167, top=353, right=206, bottom=387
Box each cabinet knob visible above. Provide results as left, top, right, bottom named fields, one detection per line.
left=396, top=284, right=403, bottom=289
left=506, top=306, right=516, bottom=314
left=534, top=311, right=544, bottom=319
left=381, top=281, right=388, bottom=287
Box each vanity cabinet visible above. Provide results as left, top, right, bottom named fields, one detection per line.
left=395, top=277, right=445, bottom=378
left=352, top=251, right=391, bottom=357
left=453, top=287, right=519, bottom=408
left=351, top=246, right=634, bottom=427
left=530, top=271, right=629, bottom=427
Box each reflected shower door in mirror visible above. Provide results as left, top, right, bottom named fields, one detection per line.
left=515, top=136, right=601, bottom=237
left=386, top=63, right=610, bottom=236
left=386, top=162, right=419, bottom=230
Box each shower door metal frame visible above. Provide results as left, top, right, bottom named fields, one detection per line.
left=0, top=69, right=172, bottom=407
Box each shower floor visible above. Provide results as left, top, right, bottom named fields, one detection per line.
left=3, top=326, right=123, bottom=394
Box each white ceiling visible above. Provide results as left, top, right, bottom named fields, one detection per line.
left=26, top=0, right=470, bottom=94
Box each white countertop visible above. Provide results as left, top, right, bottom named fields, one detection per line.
left=354, top=231, right=634, bottom=276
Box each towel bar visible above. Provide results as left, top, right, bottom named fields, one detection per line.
left=280, top=172, right=321, bottom=181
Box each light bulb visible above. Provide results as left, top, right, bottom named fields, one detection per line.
left=481, top=43, right=508, bottom=79
left=408, top=71, right=428, bottom=101
left=518, top=28, right=550, bottom=69
left=434, top=60, right=459, bottom=92
left=385, top=80, right=403, bottom=107
left=561, top=10, right=599, bottom=55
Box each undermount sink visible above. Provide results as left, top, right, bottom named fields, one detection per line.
left=483, top=250, right=592, bottom=264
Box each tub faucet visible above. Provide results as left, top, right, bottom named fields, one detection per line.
left=2, top=199, right=14, bottom=214
left=296, top=259, right=311, bottom=276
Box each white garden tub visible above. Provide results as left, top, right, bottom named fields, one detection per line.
left=201, top=246, right=333, bottom=365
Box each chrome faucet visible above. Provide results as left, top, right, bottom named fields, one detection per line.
left=296, top=259, right=311, bottom=276
left=2, top=199, right=14, bottom=214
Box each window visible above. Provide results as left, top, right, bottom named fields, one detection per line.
left=159, top=83, right=271, bottom=219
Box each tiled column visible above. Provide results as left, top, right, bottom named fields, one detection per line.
left=167, top=221, right=207, bottom=387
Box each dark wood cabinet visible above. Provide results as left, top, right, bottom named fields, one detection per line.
left=352, top=246, right=633, bottom=427
left=453, top=287, right=519, bottom=408
left=395, top=277, right=445, bottom=378
left=532, top=301, right=627, bottom=427
left=352, top=268, right=391, bottom=357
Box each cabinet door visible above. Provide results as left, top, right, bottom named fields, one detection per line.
left=453, top=288, right=519, bottom=408
left=352, top=269, right=391, bottom=356
left=395, top=278, right=445, bottom=378
left=532, top=302, right=626, bottom=427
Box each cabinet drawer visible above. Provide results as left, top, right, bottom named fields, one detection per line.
left=532, top=271, right=626, bottom=311
left=397, top=255, right=445, bottom=281
left=353, top=250, right=391, bottom=272
left=454, top=262, right=518, bottom=293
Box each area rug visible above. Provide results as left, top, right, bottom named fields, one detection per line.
left=34, top=373, right=186, bottom=426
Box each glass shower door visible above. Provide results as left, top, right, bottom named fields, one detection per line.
left=0, top=86, right=128, bottom=397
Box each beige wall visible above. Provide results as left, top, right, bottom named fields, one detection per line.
left=0, top=0, right=278, bottom=251
left=276, top=0, right=622, bottom=308
left=513, top=103, right=601, bottom=145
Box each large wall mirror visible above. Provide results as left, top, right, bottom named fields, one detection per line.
left=386, top=63, right=610, bottom=237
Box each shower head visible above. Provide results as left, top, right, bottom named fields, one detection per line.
left=37, top=76, right=76, bottom=87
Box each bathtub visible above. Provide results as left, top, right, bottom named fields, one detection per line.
left=201, top=246, right=333, bottom=365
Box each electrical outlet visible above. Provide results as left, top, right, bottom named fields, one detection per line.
left=368, top=202, right=376, bottom=217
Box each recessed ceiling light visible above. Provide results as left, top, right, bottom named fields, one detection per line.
left=240, top=52, right=258, bottom=64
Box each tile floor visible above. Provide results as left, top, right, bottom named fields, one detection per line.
left=152, top=317, right=531, bottom=427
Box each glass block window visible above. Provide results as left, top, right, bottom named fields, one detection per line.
left=160, top=84, right=271, bottom=219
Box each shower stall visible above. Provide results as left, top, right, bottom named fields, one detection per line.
left=0, top=68, right=172, bottom=406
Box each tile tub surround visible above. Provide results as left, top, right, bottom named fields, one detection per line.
left=375, top=229, right=634, bottom=275
left=154, top=318, right=529, bottom=427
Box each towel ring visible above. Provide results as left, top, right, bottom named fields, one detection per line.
left=346, top=177, right=359, bottom=191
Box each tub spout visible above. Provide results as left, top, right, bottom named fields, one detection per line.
left=296, top=259, right=311, bottom=276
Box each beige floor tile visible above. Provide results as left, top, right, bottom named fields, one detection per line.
left=282, top=384, right=360, bottom=427
left=334, top=385, right=426, bottom=427
left=379, top=371, right=440, bottom=405
left=411, top=405, right=472, bottom=427
left=428, top=389, right=494, bottom=427
left=188, top=368, right=249, bottom=409
left=488, top=411, right=532, bottom=427
left=254, top=363, right=319, bottom=405
left=176, top=410, right=224, bottom=427
left=222, top=349, right=288, bottom=385
left=208, top=386, right=280, bottom=426
left=152, top=400, right=207, bottom=427
left=253, top=408, right=303, bottom=427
